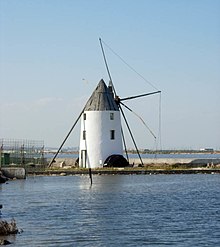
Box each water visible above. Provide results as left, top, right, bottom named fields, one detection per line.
left=1, top=174, right=220, bottom=246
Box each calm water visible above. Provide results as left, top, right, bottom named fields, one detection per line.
left=1, top=174, right=220, bottom=246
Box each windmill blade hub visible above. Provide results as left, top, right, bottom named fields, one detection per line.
left=114, top=95, right=121, bottom=105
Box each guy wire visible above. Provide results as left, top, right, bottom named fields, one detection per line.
left=101, top=39, right=159, bottom=91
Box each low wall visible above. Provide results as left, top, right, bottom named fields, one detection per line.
left=130, top=158, right=220, bottom=167
left=47, top=157, right=220, bottom=168
left=129, top=158, right=193, bottom=165
left=1, top=167, right=26, bottom=179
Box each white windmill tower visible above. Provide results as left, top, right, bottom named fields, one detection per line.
left=79, top=79, right=124, bottom=168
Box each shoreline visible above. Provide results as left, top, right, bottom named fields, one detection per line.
left=1, top=157, right=220, bottom=179
left=28, top=168, right=220, bottom=176
left=31, top=157, right=220, bottom=175
left=47, top=157, right=220, bottom=166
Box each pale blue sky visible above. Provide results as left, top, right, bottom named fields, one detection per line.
left=0, top=0, right=220, bottom=149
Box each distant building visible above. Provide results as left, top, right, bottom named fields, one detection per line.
left=199, top=148, right=214, bottom=152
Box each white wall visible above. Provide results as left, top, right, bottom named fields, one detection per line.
left=79, top=111, right=123, bottom=168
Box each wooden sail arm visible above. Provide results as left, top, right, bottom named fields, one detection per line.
left=120, top=91, right=161, bottom=101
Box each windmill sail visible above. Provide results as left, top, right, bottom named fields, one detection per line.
left=120, top=91, right=161, bottom=101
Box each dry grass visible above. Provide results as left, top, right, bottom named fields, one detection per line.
left=0, top=219, right=18, bottom=235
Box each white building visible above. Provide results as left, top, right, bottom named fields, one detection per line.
left=79, top=79, right=124, bottom=168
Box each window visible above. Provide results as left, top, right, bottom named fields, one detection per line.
left=110, top=130, right=115, bottom=140
left=83, top=130, right=86, bottom=140
left=81, top=150, right=87, bottom=168
left=110, top=113, right=114, bottom=120
left=83, top=113, right=86, bottom=120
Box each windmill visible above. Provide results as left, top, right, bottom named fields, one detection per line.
left=48, top=39, right=161, bottom=170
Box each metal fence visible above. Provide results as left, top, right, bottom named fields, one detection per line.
left=0, top=138, right=45, bottom=167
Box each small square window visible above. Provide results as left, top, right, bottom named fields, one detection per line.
left=83, top=130, right=86, bottom=140
left=110, top=130, right=115, bottom=140
left=110, top=113, right=114, bottom=120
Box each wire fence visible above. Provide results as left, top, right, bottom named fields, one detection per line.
left=0, top=138, right=46, bottom=167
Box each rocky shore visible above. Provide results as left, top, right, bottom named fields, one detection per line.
left=0, top=172, right=8, bottom=184
left=47, top=157, right=220, bottom=168
left=22, top=157, right=220, bottom=176
left=0, top=204, right=19, bottom=245
left=1, top=157, right=220, bottom=178
left=28, top=168, right=220, bottom=176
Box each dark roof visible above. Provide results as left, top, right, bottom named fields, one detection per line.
left=84, top=79, right=119, bottom=111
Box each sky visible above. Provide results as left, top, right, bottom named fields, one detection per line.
left=0, top=0, right=220, bottom=150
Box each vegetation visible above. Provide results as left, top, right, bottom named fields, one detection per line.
left=0, top=219, right=18, bottom=235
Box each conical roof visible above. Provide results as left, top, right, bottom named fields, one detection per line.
left=84, top=79, right=119, bottom=111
